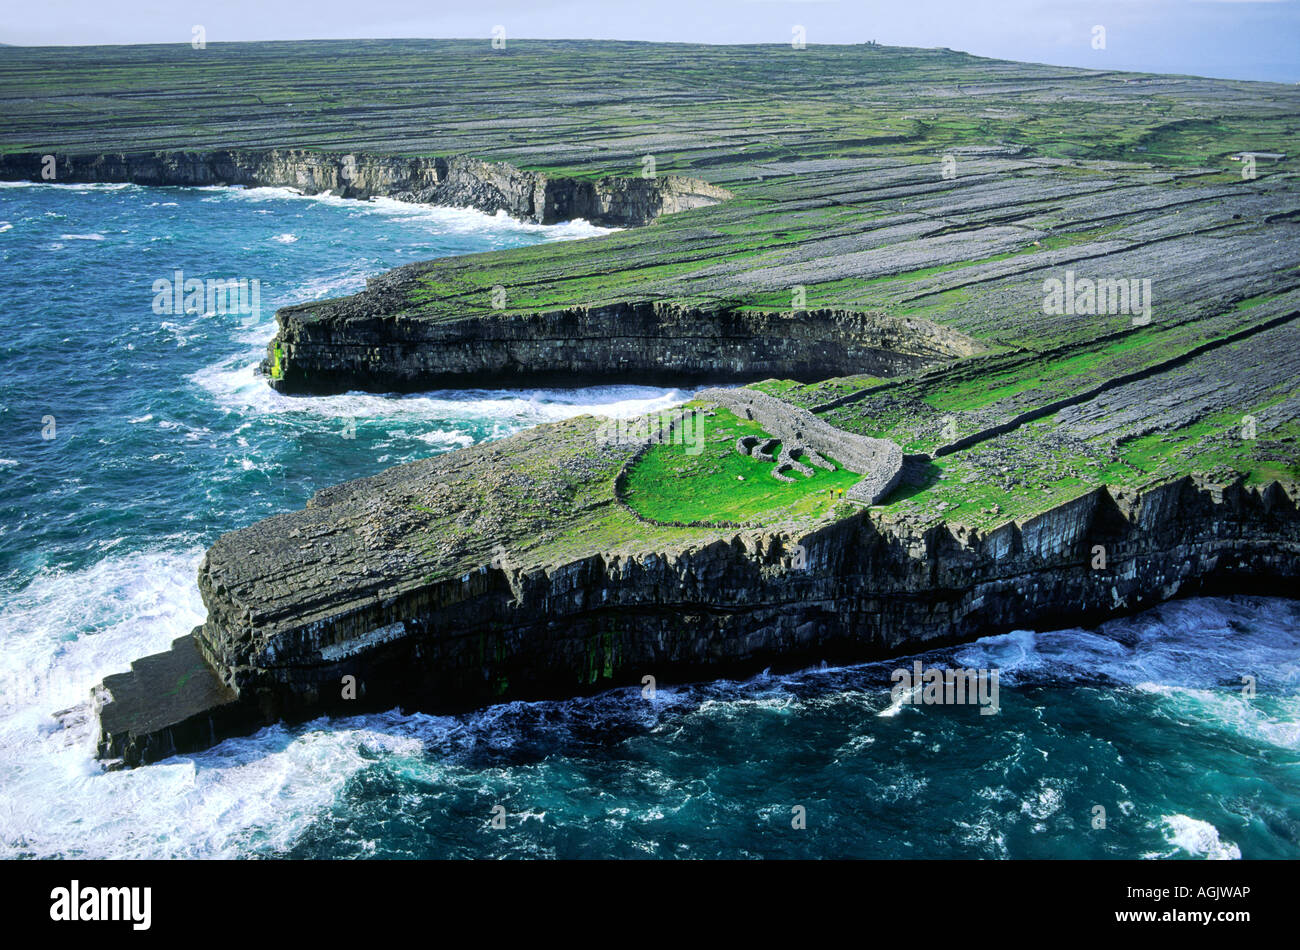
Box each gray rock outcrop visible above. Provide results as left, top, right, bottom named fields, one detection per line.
left=0, top=149, right=731, bottom=228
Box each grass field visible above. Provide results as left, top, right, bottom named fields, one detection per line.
left=622, top=408, right=861, bottom=524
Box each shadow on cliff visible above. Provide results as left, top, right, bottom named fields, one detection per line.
left=880, top=455, right=943, bottom=505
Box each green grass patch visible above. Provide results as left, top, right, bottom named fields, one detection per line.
left=622, top=407, right=861, bottom=524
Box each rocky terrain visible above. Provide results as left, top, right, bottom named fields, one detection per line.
left=2, top=39, right=1295, bottom=765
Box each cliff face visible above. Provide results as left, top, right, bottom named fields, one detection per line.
left=265, top=288, right=980, bottom=394
left=197, top=476, right=1297, bottom=717
left=0, top=145, right=985, bottom=395
left=93, top=407, right=1300, bottom=766
left=0, top=149, right=731, bottom=228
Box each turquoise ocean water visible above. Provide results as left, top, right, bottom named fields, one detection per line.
left=0, top=181, right=1296, bottom=859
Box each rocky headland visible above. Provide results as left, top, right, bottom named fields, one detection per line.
left=99, top=425, right=1299, bottom=766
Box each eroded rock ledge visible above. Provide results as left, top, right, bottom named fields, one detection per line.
left=264, top=286, right=981, bottom=394
left=0, top=149, right=731, bottom=228
left=92, top=412, right=1300, bottom=767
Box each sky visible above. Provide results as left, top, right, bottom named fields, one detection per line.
left=1, top=0, right=1297, bottom=83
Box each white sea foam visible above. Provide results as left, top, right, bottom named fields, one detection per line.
left=0, top=547, right=443, bottom=859
left=415, top=429, right=476, bottom=448
left=953, top=597, right=1300, bottom=693
left=1134, top=681, right=1300, bottom=750
left=1019, top=780, right=1066, bottom=823
left=59, top=232, right=105, bottom=240
left=877, top=682, right=922, bottom=717
left=0, top=181, right=139, bottom=192
left=280, top=271, right=369, bottom=304
left=203, top=185, right=614, bottom=239
left=190, top=352, right=693, bottom=434
left=361, top=198, right=615, bottom=240
left=0, top=549, right=206, bottom=715
left=1157, top=815, right=1242, bottom=860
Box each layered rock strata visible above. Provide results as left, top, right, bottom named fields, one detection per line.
left=264, top=295, right=978, bottom=394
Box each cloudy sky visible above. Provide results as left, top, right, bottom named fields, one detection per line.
left=2, top=0, right=1296, bottom=82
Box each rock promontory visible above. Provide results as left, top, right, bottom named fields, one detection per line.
left=96, top=410, right=1300, bottom=766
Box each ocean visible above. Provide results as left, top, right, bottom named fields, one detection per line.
left=1, top=181, right=1296, bottom=859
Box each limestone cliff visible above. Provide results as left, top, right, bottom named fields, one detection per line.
left=0, top=149, right=731, bottom=228
left=264, top=291, right=980, bottom=394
